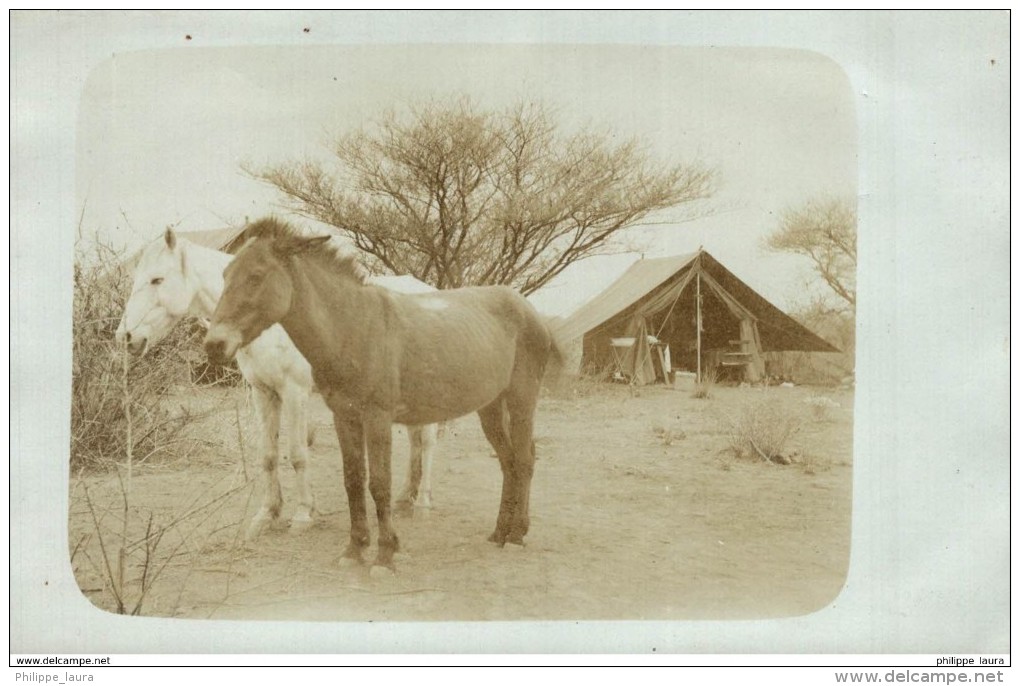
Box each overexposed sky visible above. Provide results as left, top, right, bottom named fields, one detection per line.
left=77, top=44, right=856, bottom=314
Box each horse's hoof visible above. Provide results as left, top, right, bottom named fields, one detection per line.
left=245, top=521, right=269, bottom=542
left=289, top=517, right=314, bottom=533
left=369, top=564, right=397, bottom=580
left=488, top=529, right=510, bottom=545
left=370, top=561, right=396, bottom=576
left=338, top=555, right=365, bottom=570
left=394, top=500, right=414, bottom=518
left=268, top=518, right=290, bottom=532
left=339, top=542, right=368, bottom=568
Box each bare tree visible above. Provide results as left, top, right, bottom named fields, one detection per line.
left=765, top=196, right=857, bottom=310
left=246, top=98, right=715, bottom=294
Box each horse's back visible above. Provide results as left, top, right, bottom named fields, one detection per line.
left=379, top=284, right=555, bottom=423
left=455, top=285, right=556, bottom=363
left=392, top=285, right=542, bottom=351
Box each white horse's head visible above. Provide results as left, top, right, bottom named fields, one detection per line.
left=115, top=227, right=195, bottom=356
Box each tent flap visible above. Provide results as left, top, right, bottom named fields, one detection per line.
left=621, top=317, right=657, bottom=385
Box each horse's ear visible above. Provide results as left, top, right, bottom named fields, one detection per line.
left=164, top=226, right=177, bottom=250
left=275, top=234, right=331, bottom=257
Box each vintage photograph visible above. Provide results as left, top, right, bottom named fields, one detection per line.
left=11, top=11, right=1008, bottom=663
left=69, top=42, right=855, bottom=622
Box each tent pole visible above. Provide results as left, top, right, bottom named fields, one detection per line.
left=696, top=269, right=702, bottom=383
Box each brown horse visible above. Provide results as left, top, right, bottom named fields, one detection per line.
left=204, top=218, right=561, bottom=570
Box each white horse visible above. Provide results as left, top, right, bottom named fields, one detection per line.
left=115, top=227, right=439, bottom=540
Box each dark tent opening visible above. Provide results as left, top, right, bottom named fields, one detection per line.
left=555, top=250, right=839, bottom=385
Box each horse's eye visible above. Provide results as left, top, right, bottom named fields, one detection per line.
left=151, top=277, right=164, bottom=286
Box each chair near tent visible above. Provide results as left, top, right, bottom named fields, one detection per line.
left=554, top=250, right=839, bottom=386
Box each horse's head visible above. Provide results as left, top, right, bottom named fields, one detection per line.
left=116, top=227, right=194, bottom=356
left=204, top=228, right=330, bottom=365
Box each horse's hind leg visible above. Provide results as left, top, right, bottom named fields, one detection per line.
left=395, top=426, right=423, bottom=516
left=247, top=385, right=283, bottom=541
left=477, top=399, right=520, bottom=545
left=417, top=424, right=437, bottom=511
left=503, top=392, right=538, bottom=544
left=284, top=386, right=316, bottom=531
left=396, top=424, right=437, bottom=516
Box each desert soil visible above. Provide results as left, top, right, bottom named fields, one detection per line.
left=69, top=380, right=853, bottom=622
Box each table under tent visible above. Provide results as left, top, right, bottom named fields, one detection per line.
left=552, top=250, right=839, bottom=385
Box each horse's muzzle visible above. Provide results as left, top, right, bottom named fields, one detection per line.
left=116, top=328, right=148, bottom=356
left=204, top=326, right=241, bottom=365
left=204, top=337, right=232, bottom=365
left=126, top=338, right=148, bottom=356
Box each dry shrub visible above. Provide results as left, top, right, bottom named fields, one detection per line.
left=69, top=469, right=255, bottom=615
left=71, top=239, right=199, bottom=471
left=804, top=393, right=841, bottom=421
left=718, top=394, right=801, bottom=465
left=692, top=365, right=717, bottom=399
left=70, top=236, right=259, bottom=615
left=651, top=423, right=687, bottom=446
left=547, top=362, right=617, bottom=400
left=763, top=351, right=850, bottom=387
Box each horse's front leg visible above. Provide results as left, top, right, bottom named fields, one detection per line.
left=364, top=413, right=399, bottom=570
left=247, top=385, right=283, bottom=541
left=333, top=413, right=370, bottom=565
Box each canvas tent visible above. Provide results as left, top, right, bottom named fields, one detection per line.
left=125, top=222, right=343, bottom=268
left=552, top=250, right=838, bottom=385
left=120, top=225, right=250, bottom=274
left=174, top=227, right=439, bottom=294
left=178, top=225, right=250, bottom=254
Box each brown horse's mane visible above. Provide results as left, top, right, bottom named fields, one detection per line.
left=243, top=216, right=369, bottom=285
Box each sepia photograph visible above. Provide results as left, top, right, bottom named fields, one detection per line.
left=10, top=9, right=1010, bottom=669
left=69, top=40, right=856, bottom=624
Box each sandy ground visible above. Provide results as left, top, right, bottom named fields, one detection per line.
left=69, top=379, right=853, bottom=622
